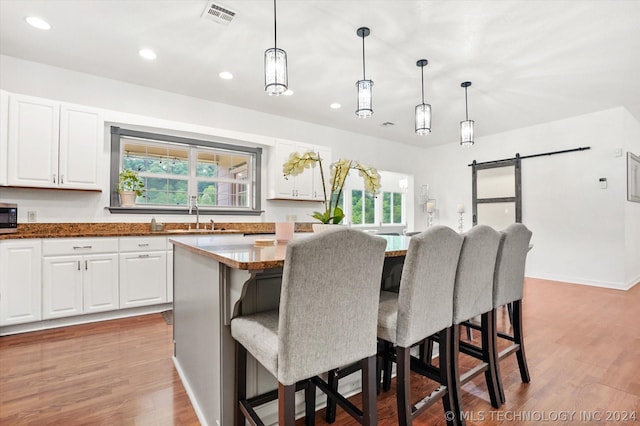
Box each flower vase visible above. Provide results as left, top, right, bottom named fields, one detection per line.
left=119, top=191, right=137, bottom=207
left=312, top=223, right=341, bottom=233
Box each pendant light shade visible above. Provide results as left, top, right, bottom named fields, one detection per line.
left=415, top=59, right=431, bottom=135
left=355, top=27, right=373, bottom=118
left=460, top=81, right=474, bottom=146
left=264, top=0, right=288, bottom=95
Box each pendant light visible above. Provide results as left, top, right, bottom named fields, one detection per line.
left=460, top=81, right=474, bottom=146
left=415, top=59, right=431, bottom=135
left=355, top=27, right=373, bottom=118
left=264, top=0, right=287, bottom=95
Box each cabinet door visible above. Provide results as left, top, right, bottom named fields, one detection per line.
left=8, top=95, right=59, bottom=188
left=119, top=252, right=167, bottom=308
left=270, top=140, right=317, bottom=199
left=272, top=140, right=297, bottom=198
left=167, top=250, right=174, bottom=303
left=83, top=253, right=119, bottom=313
left=0, top=240, right=42, bottom=326
left=59, top=105, right=102, bottom=190
left=0, top=90, right=8, bottom=186
left=43, top=255, right=83, bottom=319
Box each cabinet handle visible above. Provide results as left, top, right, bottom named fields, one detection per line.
left=52, top=174, right=56, bottom=184
left=72, top=245, right=93, bottom=250
left=138, top=254, right=150, bottom=258
left=85, top=260, right=88, bottom=270
left=291, top=189, right=295, bottom=196
left=60, top=174, right=64, bottom=184
left=77, top=260, right=81, bottom=271
left=138, top=243, right=149, bottom=247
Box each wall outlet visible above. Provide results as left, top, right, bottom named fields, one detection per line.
left=27, top=211, right=37, bottom=222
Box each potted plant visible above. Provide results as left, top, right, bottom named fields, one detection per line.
left=282, top=151, right=381, bottom=231
left=117, top=169, right=145, bottom=207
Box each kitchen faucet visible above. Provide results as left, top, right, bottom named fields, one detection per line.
left=188, top=195, right=200, bottom=229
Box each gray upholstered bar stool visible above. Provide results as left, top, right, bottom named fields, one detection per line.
left=456, top=223, right=533, bottom=405
left=324, top=226, right=464, bottom=425
left=449, top=225, right=503, bottom=411
left=231, top=228, right=387, bottom=426
left=491, top=223, right=533, bottom=403
left=378, top=226, right=464, bottom=425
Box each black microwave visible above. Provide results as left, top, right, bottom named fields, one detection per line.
left=0, top=203, right=18, bottom=234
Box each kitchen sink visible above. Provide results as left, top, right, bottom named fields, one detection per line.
left=165, top=229, right=240, bottom=234
left=165, top=229, right=219, bottom=234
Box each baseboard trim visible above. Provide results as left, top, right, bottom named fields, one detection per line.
left=526, top=274, right=628, bottom=291
left=0, top=303, right=172, bottom=336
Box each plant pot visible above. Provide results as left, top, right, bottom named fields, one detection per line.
left=119, top=191, right=137, bottom=207
left=312, top=223, right=342, bottom=233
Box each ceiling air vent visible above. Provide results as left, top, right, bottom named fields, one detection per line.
left=201, top=1, right=236, bottom=25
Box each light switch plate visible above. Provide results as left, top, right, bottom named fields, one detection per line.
left=599, top=178, right=607, bottom=189
left=27, top=211, right=37, bottom=222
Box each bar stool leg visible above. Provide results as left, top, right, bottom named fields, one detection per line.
left=235, top=342, right=247, bottom=426
left=481, top=311, right=501, bottom=408
left=362, top=355, right=378, bottom=426
left=278, top=382, right=296, bottom=426
left=382, top=341, right=393, bottom=392
left=325, top=369, right=338, bottom=423
left=449, top=325, right=465, bottom=426
left=513, top=300, right=530, bottom=383
left=305, top=379, right=316, bottom=426
left=438, top=329, right=456, bottom=426
left=395, top=346, right=411, bottom=426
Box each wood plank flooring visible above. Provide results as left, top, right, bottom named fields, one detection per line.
left=1, top=278, right=639, bottom=425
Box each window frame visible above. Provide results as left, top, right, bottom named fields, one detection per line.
left=109, top=126, right=262, bottom=215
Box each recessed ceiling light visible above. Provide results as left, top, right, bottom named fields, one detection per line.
left=283, top=89, right=294, bottom=96
left=219, top=71, right=233, bottom=80
left=138, top=49, right=157, bottom=60
left=330, top=102, right=341, bottom=109
left=25, top=16, right=51, bottom=30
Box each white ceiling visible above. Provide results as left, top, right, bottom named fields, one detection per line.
left=1, top=0, right=640, bottom=148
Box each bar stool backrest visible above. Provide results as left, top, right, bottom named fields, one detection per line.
left=493, top=223, right=533, bottom=308
left=452, top=225, right=502, bottom=324
left=277, top=227, right=387, bottom=385
left=396, top=226, right=463, bottom=348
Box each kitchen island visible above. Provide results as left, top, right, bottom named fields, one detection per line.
left=170, top=233, right=411, bottom=426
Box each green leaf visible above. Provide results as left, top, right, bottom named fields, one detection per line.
left=330, top=207, right=344, bottom=224
left=311, top=211, right=331, bottom=224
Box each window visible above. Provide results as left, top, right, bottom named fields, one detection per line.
left=110, top=127, right=261, bottom=214
left=382, top=192, right=403, bottom=224
left=351, top=189, right=376, bottom=225
left=344, top=170, right=409, bottom=228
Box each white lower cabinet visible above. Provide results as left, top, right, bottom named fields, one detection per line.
left=42, top=238, right=119, bottom=320
left=1, top=235, right=173, bottom=330
left=167, top=249, right=174, bottom=303
left=0, top=240, right=42, bottom=326
left=119, top=237, right=167, bottom=308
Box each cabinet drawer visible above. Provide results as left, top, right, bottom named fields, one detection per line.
left=42, top=238, right=118, bottom=256
left=119, top=236, right=167, bottom=252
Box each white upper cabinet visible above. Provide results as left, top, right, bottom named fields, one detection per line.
left=0, top=90, right=8, bottom=186
left=59, top=105, right=102, bottom=190
left=7, top=93, right=102, bottom=190
left=267, top=139, right=331, bottom=201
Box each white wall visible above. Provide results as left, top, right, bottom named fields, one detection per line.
left=0, top=55, right=422, bottom=227
left=417, top=107, right=635, bottom=290
left=623, top=110, right=640, bottom=288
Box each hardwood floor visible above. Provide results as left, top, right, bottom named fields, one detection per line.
left=1, top=278, right=638, bottom=425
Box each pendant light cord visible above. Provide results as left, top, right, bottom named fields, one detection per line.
left=361, top=34, right=366, bottom=80
left=421, top=65, right=425, bottom=104
left=273, top=0, right=277, bottom=50
left=464, top=86, right=469, bottom=120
